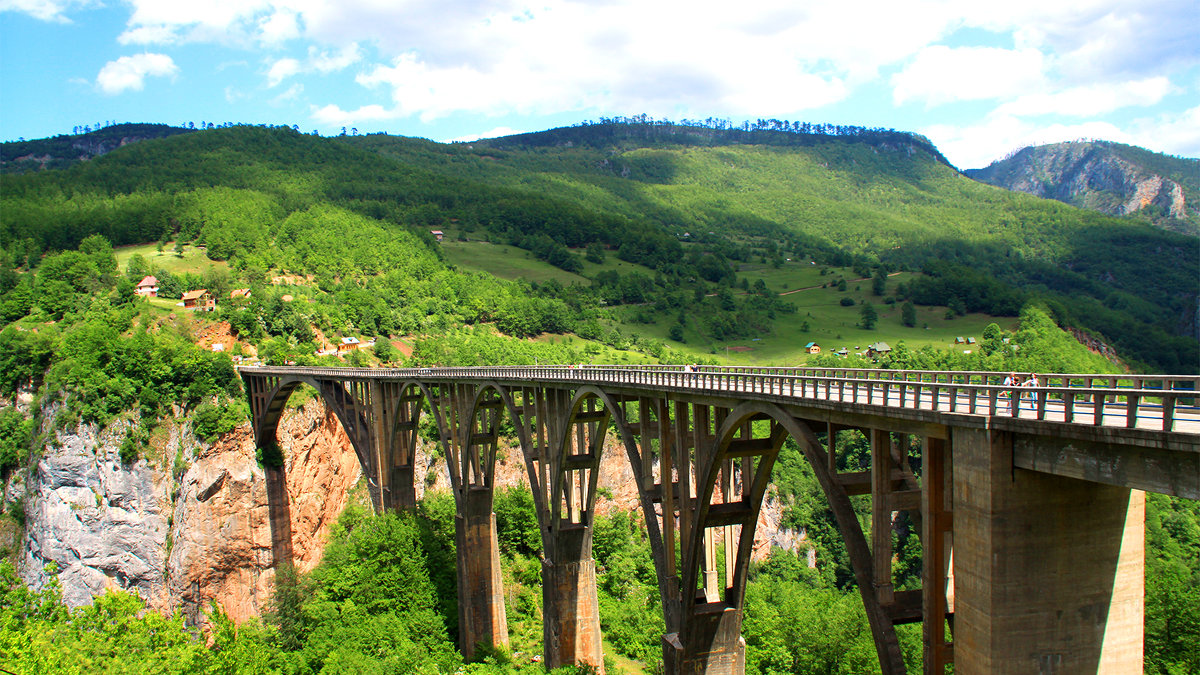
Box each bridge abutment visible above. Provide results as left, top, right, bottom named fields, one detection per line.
left=455, top=487, right=509, bottom=661
left=952, top=426, right=1144, bottom=674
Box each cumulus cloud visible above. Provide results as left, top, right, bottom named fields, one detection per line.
left=1128, top=104, right=1200, bottom=159
left=266, top=44, right=361, bottom=88
left=37, top=0, right=1196, bottom=143
left=442, top=126, right=525, bottom=143
left=924, top=115, right=1132, bottom=170
left=892, top=46, right=1047, bottom=106
left=996, top=77, right=1175, bottom=117
left=266, top=58, right=300, bottom=87
left=95, top=53, right=179, bottom=95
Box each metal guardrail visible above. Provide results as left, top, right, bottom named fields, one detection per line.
left=238, top=365, right=1200, bottom=433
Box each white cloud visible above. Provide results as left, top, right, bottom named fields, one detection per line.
left=892, top=46, right=1047, bottom=107
left=1127, top=104, right=1200, bottom=159
left=257, top=8, right=299, bottom=45
left=996, top=77, right=1175, bottom=117
left=311, top=103, right=393, bottom=125
left=67, top=0, right=1198, bottom=138
left=271, top=83, right=303, bottom=105
left=0, top=0, right=94, bottom=23
left=266, top=44, right=360, bottom=87
left=117, top=24, right=178, bottom=45
left=266, top=58, right=300, bottom=87
left=442, top=126, right=525, bottom=143
left=925, top=114, right=1133, bottom=169
left=310, top=43, right=361, bottom=73
left=95, top=53, right=179, bottom=95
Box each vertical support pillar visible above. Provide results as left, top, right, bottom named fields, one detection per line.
left=663, top=606, right=746, bottom=675
left=922, top=436, right=953, bottom=673
left=370, top=381, right=389, bottom=513
left=456, top=486, right=508, bottom=661
left=872, top=428, right=895, bottom=606
left=543, top=524, right=603, bottom=672
left=951, top=427, right=1143, bottom=674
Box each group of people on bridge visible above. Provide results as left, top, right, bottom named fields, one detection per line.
left=1000, top=371, right=1041, bottom=412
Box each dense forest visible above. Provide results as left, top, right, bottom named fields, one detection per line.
left=0, top=122, right=1197, bottom=674
left=1, top=123, right=1197, bottom=370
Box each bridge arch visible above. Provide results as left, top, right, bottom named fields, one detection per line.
left=251, top=376, right=379, bottom=501
left=680, top=403, right=906, bottom=673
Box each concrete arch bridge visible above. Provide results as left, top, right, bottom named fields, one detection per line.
left=239, top=364, right=1200, bottom=675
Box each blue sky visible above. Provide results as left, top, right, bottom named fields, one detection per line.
left=1, top=0, right=1197, bottom=169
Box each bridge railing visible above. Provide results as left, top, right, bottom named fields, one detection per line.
left=238, top=365, right=1199, bottom=433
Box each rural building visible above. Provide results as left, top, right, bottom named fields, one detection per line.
left=338, top=337, right=361, bottom=354
left=804, top=342, right=821, bottom=354
left=836, top=347, right=849, bottom=357
left=431, top=230, right=444, bottom=241
left=866, top=342, right=892, bottom=357
left=181, top=289, right=215, bottom=311
left=230, top=288, right=251, bottom=300
left=136, top=276, right=158, bottom=297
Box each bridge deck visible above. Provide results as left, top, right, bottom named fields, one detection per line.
left=240, top=364, right=1200, bottom=438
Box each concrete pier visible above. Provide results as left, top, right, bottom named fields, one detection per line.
left=952, top=427, right=1143, bottom=673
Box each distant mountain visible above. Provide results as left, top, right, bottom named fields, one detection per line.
left=965, top=141, right=1198, bottom=236
left=0, top=123, right=191, bottom=174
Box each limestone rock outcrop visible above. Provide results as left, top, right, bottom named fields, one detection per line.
left=18, top=419, right=171, bottom=608
left=14, top=397, right=361, bottom=627
left=965, top=141, right=1198, bottom=236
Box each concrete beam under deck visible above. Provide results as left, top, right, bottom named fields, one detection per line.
left=1012, top=432, right=1199, bottom=499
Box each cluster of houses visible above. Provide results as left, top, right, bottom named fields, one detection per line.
left=134, top=275, right=250, bottom=311
left=804, top=341, right=892, bottom=358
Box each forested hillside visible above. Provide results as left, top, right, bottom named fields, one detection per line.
left=2, top=122, right=1196, bottom=370
left=354, top=121, right=1199, bottom=372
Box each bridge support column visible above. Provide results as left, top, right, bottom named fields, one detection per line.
left=391, top=466, right=420, bottom=506
left=456, top=487, right=508, bottom=661
left=662, top=605, right=746, bottom=675
left=542, top=527, right=604, bottom=672
left=951, top=427, right=1143, bottom=674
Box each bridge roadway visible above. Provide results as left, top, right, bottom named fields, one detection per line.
left=239, top=364, right=1200, bottom=675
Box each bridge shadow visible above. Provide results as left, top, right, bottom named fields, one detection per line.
left=265, top=463, right=294, bottom=567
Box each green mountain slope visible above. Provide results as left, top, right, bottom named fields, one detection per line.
left=1, top=122, right=1197, bottom=372
left=966, top=141, right=1199, bottom=236
left=351, top=123, right=1199, bottom=371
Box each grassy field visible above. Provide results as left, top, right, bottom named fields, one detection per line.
left=616, top=275, right=1016, bottom=366
left=439, top=235, right=659, bottom=285
left=114, top=242, right=229, bottom=277
left=439, top=239, right=590, bottom=285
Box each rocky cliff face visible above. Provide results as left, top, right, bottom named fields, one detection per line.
left=965, top=141, right=1198, bottom=236
left=10, top=397, right=361, bottom=626
left=0, top=124, right=191, bottom=173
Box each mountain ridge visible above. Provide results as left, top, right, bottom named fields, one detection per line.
left=965, top=140, right=1198, bottom=236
